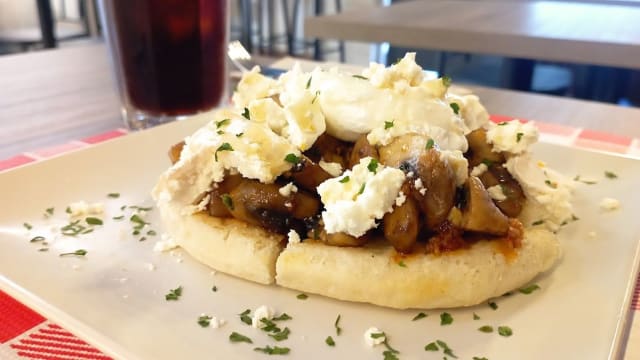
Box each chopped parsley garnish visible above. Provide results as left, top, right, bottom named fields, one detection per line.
left=221, top=194, right=234, bottom=210
left=370, top=332, right=385, bottom=339
left=215, top=142, right=234, bottom=161
left=85, top=217, right=103, bottom=225
left=23, top=223, right=33, bottom=230
left=253, top=345, right=290, bottom=355
left=339, top=176, right=350, bottom=183
left=498, top=326, right=513, bottom=337
left=397, top=260, right=407, bottom=267
left=296, top=293, right=308, bottom=300
left=165, top=286, right=183, bottom=301
left=384, top=120, right=394, bottom=129
left=531, top=220, right=544, bottom=226
left=442, top=75, right=452, bottom=87
left=268, top=327, right=290, bottom=341
left=440, top=312, right=453, bottom=325
left=502, top=291, right=513, bottom=297
left=65, top=206, right=72, bottom=214
left=325, top=336, right=335, bottom=346
left=30, top=236, right=46, bottom=243
left=383, top=350, right=399, bottom=360
left=605, top=171, right=618, bottom=179
left=574, top=175, right=597, bottom=184
left=478, top=325, right=493, bottom=333
left=425, top=138, right=435, bottom=150
left=284, top=153, right=302, bottom=164
left=239, top=309, right=252, bottom=325
left=273, top=313, right=292, bottom=321
left=306, top=76, right=312, bottom=89
left=229, top=331, right=253, bottom=343
left=212, top=285, right=218, bottom=292
left=260, top=318, right=281, bottom=333
left=352, top=74, right=369, bottom=80
left=488, top=301, right=498, bottom=310
left=473, top=313, right=480, bottom=320
left=334, top=314, right=342, bottom=335
left=59, top=249, right=87, bottom=257
left=498, top=121, right=508, bottom=126
left=372, top=332, right=400, bottom=359
left=449, top=102, right=460, bottom=115
left=147, top=230, right=157, bottom=236
left=312, top=90, right=320, bottom=104
left=61, top=220, right=88, bottom=236
left=516, top=132, right=524, bottom=142
left=437, top=340, right=457, bottom=358
left=424, top=342, right=438, bottom=351
left=112, top=215, right=125, bottom=220
left=236, top=132, right=244, bottom=137
left=242, top=107, right=251, bottom=120
left=45, top=207, right=54, bottom=217
left=38, top=248, right=49, bottom=252
left=412, top=312, right=427, bottom=321
left=519, top=284, right=540, bottom=294
left=198, top=315, right=213, bottom=327
left=473, top=357, right=489, bottom=360
left=216, top=118, right=230, bottom=128
left=357, top=183, right=366, bottom=195
left=544, top=179, right=557, bottom=188
left=107, top=192, right=120, bottom=198
left=130, top=214, right=149, bottom=234
left=367, top=158, right=379, bottom=173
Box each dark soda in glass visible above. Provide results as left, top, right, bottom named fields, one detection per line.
left=109, top=0, right=227, bottom=116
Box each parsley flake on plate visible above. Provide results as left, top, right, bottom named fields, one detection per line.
left=498, top=326, right=513, bottom=337
left=478, top=325, right=493, bottom=333
left=334, top=314, right=342, bottom=335
left=605, top=171, right=618, bottom=179
left=229, top=331, right=253, bottom=343
left=296, top=293, right=308, bottom=300
left=107, top=192, right=120, bottom=198
left=325, top=335, right=335, bottom=346
left=488, top=301, right=498, bottom=310
left=85, top=217, right=103, bottom=225
left=253, top=345, right=290, bottom=355
left=519, top=284, right=540, bottom=294
left=440, top=312, right=453, bottom=325
left=268, top=327, right=290, bottom=341
left=165, top=286, right=183, bottom=301
left=239, top=309, right=252, bottom=325
left=197, top=315, right=212, bottom=328
left=473, top=313, right=480, bottom=320
left=412, top=312, right=427, bottom=321
left=59, top=249, right=87, bottom=257
left=23, top=222, right=33, bottom=230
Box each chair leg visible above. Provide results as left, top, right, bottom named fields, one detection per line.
left=281, top=0, right=294, bottom=55
left=335, top=0, right=345, bottom=62
left=240, top=0, right=253, bottom=53
left=313, top=0, right=324, bottom=60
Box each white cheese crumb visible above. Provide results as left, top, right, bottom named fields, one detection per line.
left=318, top=157, right=405, bottom=237
left=278, top=182, right=298, bottom=197
left=287, top=229, right=301, bottom=244
left=487, top=185, right=507, bottom=201
left=364, top=327, right=385, bottom=347
left=153, top=234, right=178, bottom=252
left=413, top=178, right=423, bottom=190
left=144, top=263, right=156, bottom=271
left=599, top=197, right=620, bottom=211
left=210, top=317, right=225, bottom=329
left=252, top=305, right=275, bottom=328
left=395, top=191, right=406, bottom=207
left=486, top=120, right=538, bottom=154
left=319, top=159, right=343, bottom=177
left=470, top=163, right=488, bottom=177
left=67, top=201, right=104, bottom=217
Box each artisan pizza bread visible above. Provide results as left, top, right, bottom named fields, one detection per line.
left=158, top=200, right=560, bottom=308
left=157, top=202, right=285, bottom=285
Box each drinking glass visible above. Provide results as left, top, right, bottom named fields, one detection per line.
left=99, top=0, right=229, bottom=130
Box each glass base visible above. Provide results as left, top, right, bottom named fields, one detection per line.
left=122, top=108, right=199, bottom=131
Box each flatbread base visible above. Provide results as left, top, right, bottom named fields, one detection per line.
left=276, top=229, right=559, bottom=309
left=158, top=203, right=559, bottom=308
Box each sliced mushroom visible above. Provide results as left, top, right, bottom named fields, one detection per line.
left=227, top=179, right=320, bottom=234
left=478, top=165, right=525, bottom=217
left=413, top=148, right=457, bottom=230
left=168, top=141, right=185, bottom=164
left=378, top=134, right=427, bottom=169
left=208, top=174, right=244, bottom=217
left=305, top=133, right=352, bottom=169
left=383, top=195, right=420, bottom=253
left=318, top=229, right=369, bottom=247
left=348, top=134, right=378, bottom=169
left=285, top=156, right=332, bottom=192
left=460, top=176, right=509, bottom=235
left=465, top=129, right=504, bottom=168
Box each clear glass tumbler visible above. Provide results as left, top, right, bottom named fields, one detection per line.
left=98, top=0, right=229, bottom=130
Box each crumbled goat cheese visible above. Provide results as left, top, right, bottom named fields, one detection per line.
left=278, top=182, right=298, bottom=197
left=470, top=163, right=488, bottom=177
left=252, top=305, right=275, bottom=328
left=319, top=159, right=343, bottom=177
left=363, top=327, right=385, bottom=347
left=318, top=157, right=405, bottom=237
left=486, top=119, right=538, bottom=154
left=153, top=234, right=178, bottom=252
left=599, top=197, right=620, bottom=211
left=67, top=201, right=104, bottom=217
left=287, top=229, right=301, bottom=244
left=487, top=185, right=507, bottom=201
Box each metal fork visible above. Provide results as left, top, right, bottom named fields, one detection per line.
left=228, top=40, right=253, bottom=74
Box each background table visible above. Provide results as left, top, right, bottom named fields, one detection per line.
left=2, top=42, right=640, bottom=160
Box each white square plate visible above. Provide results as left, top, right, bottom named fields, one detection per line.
left=1, top=115, right=639, bottom=360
